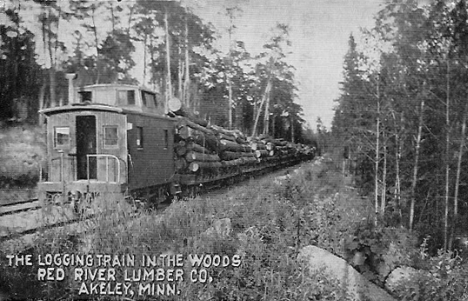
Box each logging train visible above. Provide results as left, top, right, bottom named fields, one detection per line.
left=37, top=83, right=316, bottom=212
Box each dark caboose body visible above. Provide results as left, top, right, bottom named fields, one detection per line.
left=38, top=84, right=176, bottom=207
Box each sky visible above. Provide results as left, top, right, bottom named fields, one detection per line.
left=190, top=0, right=388, bottom=129
left=1, top=0, right=433, bottom=129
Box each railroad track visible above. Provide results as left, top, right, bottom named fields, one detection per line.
left=0, top=194, right=163, bottom=253
left=0, top=198, right=41, bottom=217
left=0, top=196, right=84, bottom=238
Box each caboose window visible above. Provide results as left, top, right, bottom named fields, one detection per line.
left=142, top=91, right=157, bottom=108
left=103, top=126, right=118, bottom=146
left=118, top=90, right=135, bottom=105
left=164, top=129, right=168, bottom=149
left=79, top=91, right=92, bottom=102
left=137, top=126, right=144, bottom=148
left=54, top=127, right=70, bottom=148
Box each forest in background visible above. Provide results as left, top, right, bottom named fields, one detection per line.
left=333, top=0, right=468, bottom=252
left=4, top=0, right=468, bottom=254
left=0, top=0, right=313, bottom=143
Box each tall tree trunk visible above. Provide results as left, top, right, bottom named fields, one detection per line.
left=394, top=129, right=402, bottom=224
left=263, top=92, right=270, bottom=135
left=252, top=80, right=272, bottom=137
left=374, top=79, right=380, bottom=224
left=253, top=99, right=257, bottom=135
left=40, top=8, right=49, bottom=111
left=444, top=60, right=451, bottom=251
left=126, top=4, right=135, bottom=37
left=143, top=33, right=147, bottom=84
left=381, top=129, right=387, bottom=216
left=46, top=7, right=56, bottom=107
left=291, top=116, right=294, bottom=143
left=150, top=35, right=156, bottom=90
left=227, top=9, right=233, bottom=129
left=449, top=103, right=467, bottom=250
left=164, top=7, right=172, bottom=112
left=91, top=5, right=100, bottom=84
left=184, top=15, right=190, bottom=109
left=409, top=95, right=425, bottom=231
left=178, top=45, right=183, bottom=102
left=110, top=2, right=115, bottom=36
left=38, top=83, right=46, bottom=125
left=228, top=77, right=233, bottom=129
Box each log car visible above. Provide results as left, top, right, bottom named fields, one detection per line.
left=38, top=84, right=177, bottom=211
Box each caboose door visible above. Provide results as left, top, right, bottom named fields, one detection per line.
left=76, top=115, right=97, bottom=180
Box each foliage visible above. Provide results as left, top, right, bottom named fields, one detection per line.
left=0, top=9, right=43, bottom=122
left=391, top=247, right=468, bottom=301
left=332, top=0, right=468, bottom=252
left=0, top=124, right=45, bottom=188
left=0, top=0, right=310, bottom=143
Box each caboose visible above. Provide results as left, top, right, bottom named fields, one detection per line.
left=38, top=84, right=177, bottom=210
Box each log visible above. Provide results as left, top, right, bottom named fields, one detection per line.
left=241, top=152, right=256, bottom=157
left=175, top=158, right=188, bottom=171
left=233, top=129, right=246, bottom=140
left=186, top=141, right=211, bottom=154
left=235, top=136, right=247, bottom=144
left=250, top=141, right=266, bottom=151
left=258, top=134, right=274, bottom=142
left=219, top=139, right=252, bottom=152
left=185, top=151, right=220, bottom=163
left=221, top=158, right=244, bottom=167
left=177, top=122, right=220, bottom=152
left=254, top=150, right=269, bottom=158
left=175, top=145, right=187, bottom=157
left=184, top=118, right=213, bottom=135
left=175, top=117, right=190, bottom=139
left=217, top=132, right=237, bottom=142
left=276, top=139, right=288, bottom=146
left=171, top=104, right=209, bottom=127
left=188, top=161, right=223, bottom=172
left=265, top=142, right=275, bottom=151
left=221, top=157, right=258, bottom=167
left=209, top=124, right=234, bottom=136
left=242, top=157, right=258, bottom=164
left=176, top=117, right=213, bottom=139
left=220, top=151, right=255, bottom=161
left=192, top=132, right=220, bottom=152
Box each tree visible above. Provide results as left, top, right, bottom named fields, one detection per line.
left=0, top=8, right=42, bottom=122
left=333, top=0, right=468, bottom=251
left=252, top=23, right=295, bottom=137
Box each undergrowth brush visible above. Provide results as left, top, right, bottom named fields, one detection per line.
left=0, top=124, right=45, bottom=189
left=2, top=155, right=468, bottom=300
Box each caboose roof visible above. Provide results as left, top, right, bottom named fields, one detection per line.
left=80, top=84, right=157, bottom=93
left=39, top=103, right=124, bottom=116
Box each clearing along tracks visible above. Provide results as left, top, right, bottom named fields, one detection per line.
left=0, top=160, right=313, bottom=253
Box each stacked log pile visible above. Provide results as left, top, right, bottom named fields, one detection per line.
left=173, top=112, right=316, bottom=176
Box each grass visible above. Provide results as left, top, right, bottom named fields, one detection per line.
left=0, top=155, right=430, bottom=300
